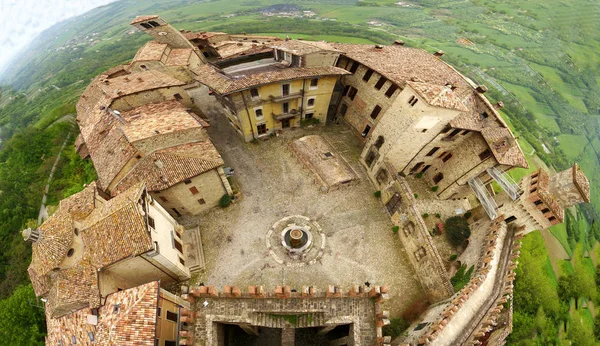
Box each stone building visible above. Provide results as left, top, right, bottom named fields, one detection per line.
left=331, top=43, right=527, bottom=201
left=493, top=163, right=590, bottom=234
left=76, top=68, right=231, bottom=217
left=23, top=182, right=192, bottom=345
left=129, top=41, right=204, bottom=83
left=191, top=40, right=349, bottom=141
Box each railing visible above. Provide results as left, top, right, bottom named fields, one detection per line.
left=468, top=177, right=498, bottom=219
left=487, top=166, right=521, bottom=200
left=269, top=90, right=303, bottom=102
left=272, top=109, right=300, bottom=120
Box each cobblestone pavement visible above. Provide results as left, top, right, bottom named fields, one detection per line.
left=187, top=89, right=425, bottom=317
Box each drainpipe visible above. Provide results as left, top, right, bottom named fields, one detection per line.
left=301, top=78, right=307, bottom=122
left=240, top=90, right=256, bottom=140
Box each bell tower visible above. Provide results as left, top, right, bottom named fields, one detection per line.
left=130, top=15, right=207, bottom=63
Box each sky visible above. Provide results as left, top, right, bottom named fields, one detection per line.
left=0, top=0, right=117, bottom=75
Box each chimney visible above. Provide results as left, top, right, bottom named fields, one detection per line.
left=494, top=101, right=504, bottom=110
left=476, top=85, right=488, bottom=93
left=393, top=40, right=405, bottom=46
left=375, top=44, right=384, bottom=50
left=22, top=228, right=41, bottom=243
left=434, top=50, right=445, bottom=57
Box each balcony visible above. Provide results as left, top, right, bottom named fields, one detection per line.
left=273, top=108, right=301, bottom=120
left=269, top=90, right=303, bottom=102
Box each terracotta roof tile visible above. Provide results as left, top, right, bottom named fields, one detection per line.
left=46, top=281, right=160, bottom=346
left=333, top=43, right=473, bottom=96
left=120, top=100, right=205, bottom=143
left=58, top=182, right=96, bottom=221
left=406, top=81, right=469, bottom=112
left=480, top=128, right=528, bottom=168
left=131, top=15, right=159, bottom=25
left=270, top=40, right=341, bottom=55
left=96, top=70, right=185, bottom=99
left=133, top=41, right=168, bottom=62
left=113, top=140, right=224, bottom=194
left=192, top=65, right=349, bottom=95
left=166, top=48, right=193, bottom=66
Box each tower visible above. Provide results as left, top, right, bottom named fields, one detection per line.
left=130, top=15, right=208, bottom=63
left=548, top=163, right=590, bottom=209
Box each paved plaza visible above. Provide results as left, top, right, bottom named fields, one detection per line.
left=185, top=90, right=426, bottom=316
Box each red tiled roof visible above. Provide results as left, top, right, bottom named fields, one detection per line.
left=406, top=81, right=469, bottom=112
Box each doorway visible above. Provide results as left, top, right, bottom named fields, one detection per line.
left=282, top=118, right=290, bottom=128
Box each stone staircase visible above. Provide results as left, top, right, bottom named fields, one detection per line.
left=182, top=226, right=205, bottom=272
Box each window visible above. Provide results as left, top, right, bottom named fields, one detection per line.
left=426, top=147, right=440, bottom=156
left=441, top=152, right=453, bottom=163
left=370, top=105, right=382, bottom=120
left=67, top=248, right=74, bottom=257
left=363, top=69, right=374, bottom=82
left=375, top=76, right=387, bottom=90
left=172, top=208, right=181, bottom=217
left=189, top=186, right=199, bottom=195
left=480, top=112, right=489, bottom=119
left=184, top=179, right=192, bottom=184
left=305, top=112, right=314, bottom=119
left=179, top=257, right=185, bottom=265
left=282, top=102, right=289, bottom=114
left=157, top=307, right=161, bottom=317
left=310, top=78, right=319, bottom=87
left=421, top=165, right=432, bottom=173
left=534, top=200, right=543, bottom=205
left=148, top=216, right=155, bottom=229
left=362, top=125, right=371, bottom=137
left=530, top=187, right=537, bottom=193
left=307, top=98, right=315, bottom=107
left=257, top=124, right=267, bottom=135
left=541, top=208, right=550, bottom=213
left=159, top=196, right=168, bottom=203
left=410, top=162, right=424, bottom=173
left=444, top=128, right=461, bottom=140
left=250, top=88, right=259, bottom=98
left=140, top=22, right=152, bottom=29
left=198, top=198, right=206, bottom=205
left=376, top=168, right=388, bottom=184
left=174, top=93, right=183, bottom=101
left=409, top=97, right=418, bottom=106
left=340, top=104, right=348, bottom=116
left=349, top=61, right=359, bottom=73
left=282, top=83, right=290, bottom=96
left=385, top=84, right=399, bottom=98
left=365, top=150, right=377, bottom=167
left=548, top=216, right=556, bottom=222
left=460, top=130, right=469, bottom=135
left=292, top=54, right=300, bottom=66
left=165, top=341, right=177, bottom=346
left=342, top=85, right=350, bottom=96
left=433, top=173, right=444, bottom=184
left=148, top=21, right=161, bottom=27
left=174, top=238, right=183, bottom=253
left=479, top=149, right=492, bottom=160
left=166, top=311, right=178, bottom=322
left=348, top=86, right=358, bottom=100
left=374, top=136, right=384, bottom=149
left=255, top=108, right=263, bottom=118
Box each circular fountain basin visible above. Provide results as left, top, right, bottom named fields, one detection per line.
left=281, top=224, right=313, bottom=257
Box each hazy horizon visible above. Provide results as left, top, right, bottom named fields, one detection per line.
left=0, top=0, right=118, bottom=80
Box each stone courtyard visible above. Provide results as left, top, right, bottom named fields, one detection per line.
left=183, top=89, right=426, bottom=317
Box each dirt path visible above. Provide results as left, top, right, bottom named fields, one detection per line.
left=37, top=132, right=71, bottom=224
left=540, top=229, right=570, bottom=277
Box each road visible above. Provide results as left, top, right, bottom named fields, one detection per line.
left=37, top=133, right=71, bottom=225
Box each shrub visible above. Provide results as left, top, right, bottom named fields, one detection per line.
left=451, top=264, right=475, bottom=291
left=435, top=213, right=441, bottom=218
left=422, top=213, right=429, bottom=218
left=445, top=216, right=471, bottom=246
left=414, top=193, right=419, bottom=199
left=301, top=117, right=320, bottom=127
left=449, top=254, right=457, bottom=261
left=219, top=194, right=232, bottom=208
left=374, top=190, right=381, bottom=198
left=382, top=318, right=410, bottom=338
left=464, top=211, right=472, bottom=219
left=392, top=226, right=399, bottom=234
left=415, top=172, right=423, bottom=179
left=431, top=185, right=439, bottom=192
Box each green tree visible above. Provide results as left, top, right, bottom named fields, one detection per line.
left=444, top=216, right=470, bottom=246
left=0, top=285, right=46, bottom=345
left=568, top=310, right=594, bottom=346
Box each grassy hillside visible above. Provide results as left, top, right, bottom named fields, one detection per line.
left=0, top=0, right=599, bottom=343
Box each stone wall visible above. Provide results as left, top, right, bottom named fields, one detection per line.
left=399, top=218, right=523, bottom=346
left=178, top=284, right=392, bottom=346
left=382, top=176, right=454, bottom=302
